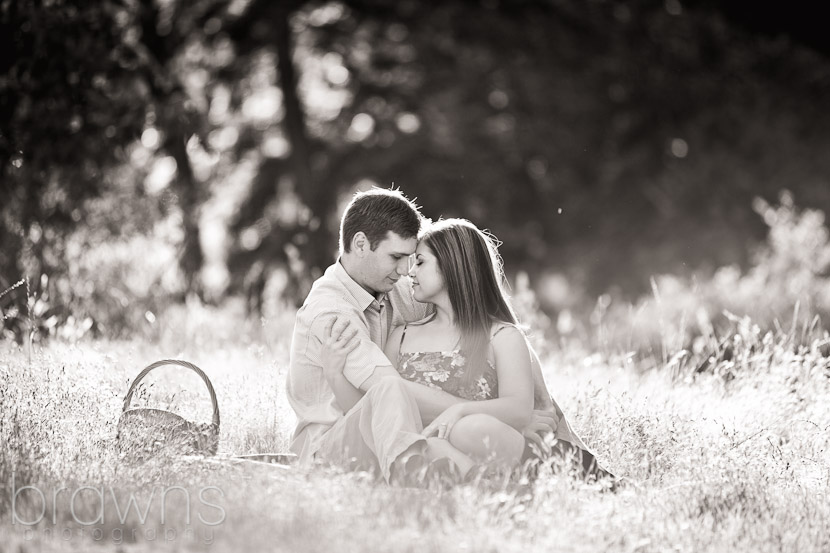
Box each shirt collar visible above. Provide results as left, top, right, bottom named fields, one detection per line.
left=333, top=259, right=386, bottom=312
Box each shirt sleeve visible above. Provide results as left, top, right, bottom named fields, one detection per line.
left=305, top=309, right=395, bottom=390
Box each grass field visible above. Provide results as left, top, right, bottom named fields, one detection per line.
left=1, top=301, right=830, bottom=552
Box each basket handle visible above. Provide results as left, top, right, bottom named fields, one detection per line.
left=122, top=359, right=220, bottom=427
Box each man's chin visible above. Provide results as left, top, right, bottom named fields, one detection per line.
left=375, top=281, right=395, bottom=293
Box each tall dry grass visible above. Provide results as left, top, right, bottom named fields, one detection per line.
left=1, top=297, right=829, bottom=552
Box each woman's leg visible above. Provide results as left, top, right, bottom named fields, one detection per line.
left=448, top=414, right=526, bottom=467
left=424, top=437, right=476, bottom=476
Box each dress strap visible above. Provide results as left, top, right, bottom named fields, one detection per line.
left=487, top=322, right=519, bottom=360
left=490, top=322, right=513, bottom=339
left=400, top=324, right=408, bottom=350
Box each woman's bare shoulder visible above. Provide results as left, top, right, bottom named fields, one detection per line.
left=490, top=321, right=522, bottom=339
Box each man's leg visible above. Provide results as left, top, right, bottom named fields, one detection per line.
left=315, top=377, right=426, bottom=482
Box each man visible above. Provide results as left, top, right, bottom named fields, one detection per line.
left=286, top=188, right=430, bottom=481
left=286, top=188, right=605, bottom=482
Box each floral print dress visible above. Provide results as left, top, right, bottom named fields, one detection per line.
left=395, top=324, right=509, bottom=401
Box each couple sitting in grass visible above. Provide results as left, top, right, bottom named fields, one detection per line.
left=287, top=188, right=612, bottom=484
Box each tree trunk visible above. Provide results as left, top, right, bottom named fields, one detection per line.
left=168, top=131, right=204, bottom=299
left=274, top=5, right=336, bottom=296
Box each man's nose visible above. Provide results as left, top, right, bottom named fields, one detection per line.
left=396, top=258, right=409, bottom=275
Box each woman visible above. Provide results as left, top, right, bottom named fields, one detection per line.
left=323, top=218, right=537, bottom=478
left=385, top=219, right=535, bottom=474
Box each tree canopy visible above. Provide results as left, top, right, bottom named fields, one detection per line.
left=2, top=0, right=829, bottom=338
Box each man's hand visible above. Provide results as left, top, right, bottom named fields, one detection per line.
left=522, top=408, right=561, bottom=454
left=320, top=316, right=360, bottom=383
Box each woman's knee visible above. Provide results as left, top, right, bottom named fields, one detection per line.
left=451, top=413, right=501, bottom=437
left=449, top=414, right=524, bottom=459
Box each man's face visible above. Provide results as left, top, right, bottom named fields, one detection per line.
left=359, top=231, right=417, bottom=294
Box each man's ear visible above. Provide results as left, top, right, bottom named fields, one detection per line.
left=352, top=231, right=369, bottom=256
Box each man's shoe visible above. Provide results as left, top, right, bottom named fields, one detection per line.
left=389, top=452, right=429, bottom=487
left=422, top=457, right=464, bottom=489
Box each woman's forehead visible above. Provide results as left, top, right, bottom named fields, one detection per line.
left=415, top=242, right=434, bottom=256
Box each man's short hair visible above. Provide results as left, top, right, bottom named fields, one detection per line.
left=340, top=188, right=422, bottom=252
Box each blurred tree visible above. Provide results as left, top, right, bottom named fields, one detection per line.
left=223, top=0, right=417, bottom=309
left=130, top=0, right=221, bottom=298
left=220, top=0, right=830, bottom=310
left=3, top=0, right=830, bottom=337
left=0, top=0, right=149, bottom=335
left=0, top=0, right=219, bottom=336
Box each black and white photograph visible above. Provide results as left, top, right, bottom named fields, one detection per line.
left=1, top=0, right=829, bottom=551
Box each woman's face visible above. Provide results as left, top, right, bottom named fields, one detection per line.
left=409, top=242, right=445, bottom=303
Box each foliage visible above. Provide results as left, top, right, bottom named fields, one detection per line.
left=0, top=170, right=191, bottom=342
left=1, top=311, right=829, bottom=550
left=510, top=270, right=553, bottom=356
left=3, top=0, right=830, bottom=340
left=239, top=0, right=830, bottom=302
left=0, top=1, right=149, bottom=292
left=593, top=192, right=830, bottom=367
left=0, top=0, right=225, bottom=327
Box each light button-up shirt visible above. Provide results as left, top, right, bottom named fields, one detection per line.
left=286, top=260, right=428, bottom=460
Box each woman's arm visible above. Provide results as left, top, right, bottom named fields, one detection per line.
left=423, top=326, right=534, bottom=437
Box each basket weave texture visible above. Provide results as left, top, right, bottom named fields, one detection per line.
left=116, top=359, right=220, bottom=458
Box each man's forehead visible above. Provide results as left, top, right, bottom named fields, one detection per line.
left=378, top=231, right=417, bottom=254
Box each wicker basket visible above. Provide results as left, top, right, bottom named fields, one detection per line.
left=116, top=359, right=220, bottom=458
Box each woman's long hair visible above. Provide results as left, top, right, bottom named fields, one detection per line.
left=419, top=219, right=521, bottom=386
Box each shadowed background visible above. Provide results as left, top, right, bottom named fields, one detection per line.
left=2, top=0, right=829, bottom=350
left=2, top=5, right=830, bottom=550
